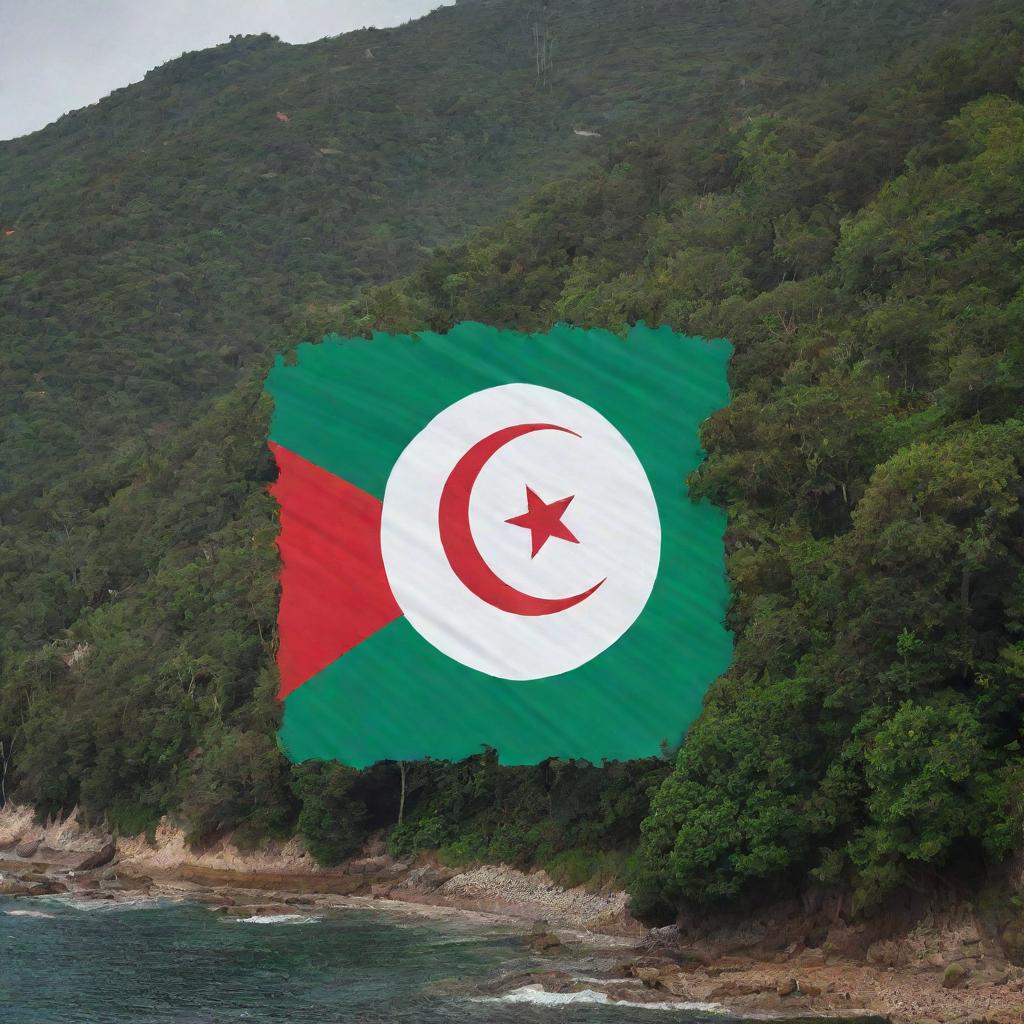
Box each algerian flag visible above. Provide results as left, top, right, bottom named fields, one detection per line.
left=265, top=322, right=732, bottom=767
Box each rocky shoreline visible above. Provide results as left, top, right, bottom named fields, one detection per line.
left=2, top=805, right=1024, bottom=1023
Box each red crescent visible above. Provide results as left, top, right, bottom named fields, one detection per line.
left=438, top=423, right=605, bottom=616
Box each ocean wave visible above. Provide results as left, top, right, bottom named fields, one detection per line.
left=474, top=983, right=727, bottom=1013
left=232, top=914, right=319, bottom=925
left=5, top=909, right=56, bottom=918
left=31, top=894, right=161, bottom=913
left=571, top=975, right=644, bottom=985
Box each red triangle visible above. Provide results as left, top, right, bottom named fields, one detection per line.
left=269, top=442, right=402, bottom=700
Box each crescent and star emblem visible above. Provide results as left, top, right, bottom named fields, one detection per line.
left=381, top=383, right=661, bottom=680
left=437, top=423, right=606, bottom=616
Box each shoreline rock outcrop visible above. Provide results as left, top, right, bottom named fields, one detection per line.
left=3, top=803, right=1024, bottom=1022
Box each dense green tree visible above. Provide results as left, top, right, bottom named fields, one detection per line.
left=1, top=0, right=1023, bottom=914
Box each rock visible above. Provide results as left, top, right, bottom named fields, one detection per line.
left=585, top=908, right=643, bottom=934
left=965, top=958, right=1012, bottom=988
left=76, top=838, right=116, bottom=870
left=627, top=956, right=677, bottom=973
left=999, top=921, right=1024, bottom=964
left=631, top=959, right=700, bottom=992
left=110, top=873, right=152, bottom=893
left=655, top=970, right=694, bottom=998
left=604, top=983, right=658, bottom=1003
left=797, top=948, right=826, bottom=965
left=348, top=856, right=388, bottom=875
left=525, top=930, right=562, bottom=952
left=943, top=962, right=970, bottom=988
left=477, top=970, right=576, bottom=997
left=189, top=890, right=229, bottom=905
left=994, top=1010, right=1024, bottom=1024
left=0, top=878, right=35, bottom=896
left=777, top=977, right=798, bottom=996
left=14, top=838, right=40, bottom=858
left=634, top=966, right=664, bottom=985
left=390, top=863, right=454, bottom=894
left=526, top=918, right=563, bottom=951
left=361, top=835, right=387, bottom=857
left=709, top=979, right=767, bottom=999
left=866, top=939, right=902, bottom=966
left=27, top=878, right=65, bottom=896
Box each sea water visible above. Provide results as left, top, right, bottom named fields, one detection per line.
left=0, top=895, right=866, bottom=1023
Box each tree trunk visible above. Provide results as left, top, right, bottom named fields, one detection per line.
left=0, top=737, right=12, bottom=807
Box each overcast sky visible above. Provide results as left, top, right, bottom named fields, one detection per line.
left=0, top=1, right=451, bottom=141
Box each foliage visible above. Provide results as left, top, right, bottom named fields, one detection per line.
left=384, top=752, right=668, bottom=873
left=1, top=0, right=1024, bottom=922
left=292, top=763, right=369, bottom=865
left=339, top=9, right=1024, bottom=914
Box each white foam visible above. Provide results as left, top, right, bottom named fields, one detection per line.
left=572, top=975, right=644, bottom=985
left=5, top=909, right=56, bottom=918
left=32, top=894, right=157, bottom=912
left=476, top=983, right=726, bottom=1013
left=233, top=914, right=318, bottom=925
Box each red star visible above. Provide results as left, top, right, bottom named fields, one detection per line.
left=505, top=486, right=580, bottom=558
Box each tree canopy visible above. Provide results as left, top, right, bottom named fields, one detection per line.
left=1, top=0, right=1023, bottom=917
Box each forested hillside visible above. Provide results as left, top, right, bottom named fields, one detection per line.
left=2, top=0, right=1023, bottom=923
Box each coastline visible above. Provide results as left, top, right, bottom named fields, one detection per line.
left=3, top=805, right=1024, bottom=1022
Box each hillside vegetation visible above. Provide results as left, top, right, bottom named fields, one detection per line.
left=2, top=0, right=1023, bottom=921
